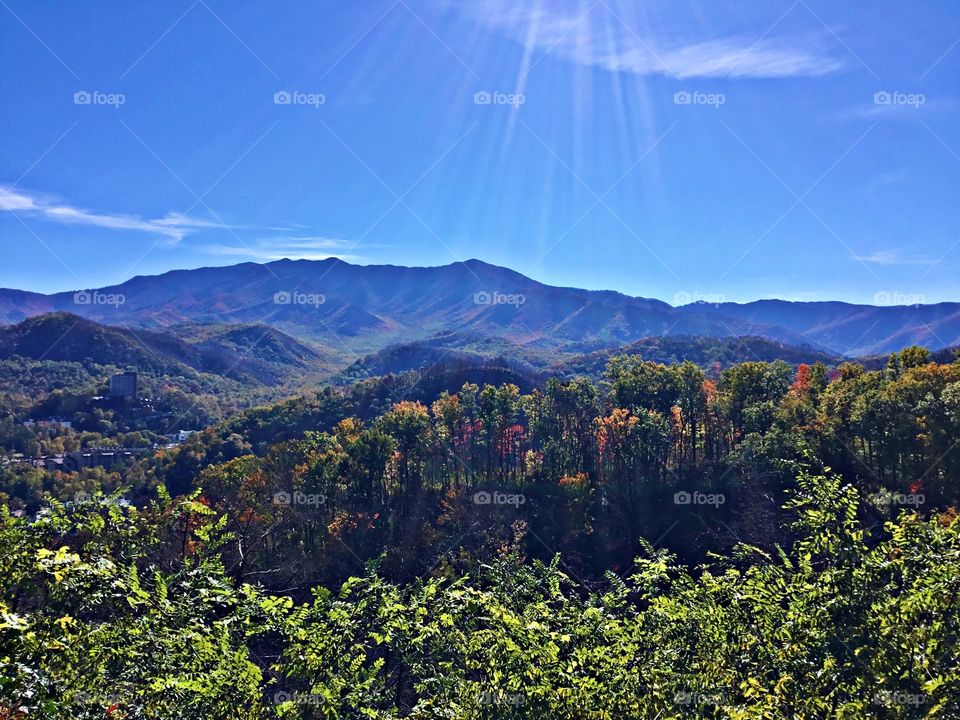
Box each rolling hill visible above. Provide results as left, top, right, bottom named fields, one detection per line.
left=335, top=332, right=846, bottom=386
left=551, top=335, right=842, bottom=379
left=0, top=313, right=328, bottom=386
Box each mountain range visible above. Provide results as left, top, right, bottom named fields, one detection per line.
left=1, top=259, right=957, bottom=366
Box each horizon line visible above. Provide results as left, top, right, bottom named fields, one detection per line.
left=1, top=256, right=956, bottom=309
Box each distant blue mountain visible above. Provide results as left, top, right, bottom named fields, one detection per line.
left=0, top=259, right=957, bottom=357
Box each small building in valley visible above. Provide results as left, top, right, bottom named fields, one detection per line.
left=109, top=371, right=138, bottom=400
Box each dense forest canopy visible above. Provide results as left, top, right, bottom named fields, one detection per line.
left=1, top=347, right=958, bottom=718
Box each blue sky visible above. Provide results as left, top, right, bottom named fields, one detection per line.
left=1, top=0, right=958, bottom=304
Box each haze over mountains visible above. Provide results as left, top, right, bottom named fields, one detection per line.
left=0, top=258, right=957, bottom=363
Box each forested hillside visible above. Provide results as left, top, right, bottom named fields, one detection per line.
left=1, top=346, right=958, bottom=717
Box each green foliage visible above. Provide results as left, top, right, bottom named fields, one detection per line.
left=2, top=472, right=957, bottom=718
left=0, top=493, right=266, bottom=719
left=2, top=350, right=959, bottom=718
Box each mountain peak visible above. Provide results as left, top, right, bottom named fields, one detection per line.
left=0, top=261, right=957, bottom=356
left=460, top=258, right=499, bottom=269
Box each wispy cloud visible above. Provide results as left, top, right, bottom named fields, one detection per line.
left=201, top=236, right=365, bottom=263
left=852, top=249, right=934, bottom=266
left=453, top=1, right=844, bottom=79
left=0, top=185, right=223, bottom=244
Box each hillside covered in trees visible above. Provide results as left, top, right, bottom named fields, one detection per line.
left=1, top=346, right=958, bottom=718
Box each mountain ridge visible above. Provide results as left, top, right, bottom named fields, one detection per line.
left=1, top=258, right=957, bottom=357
